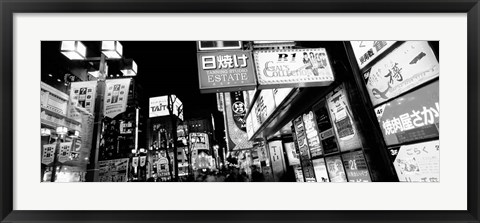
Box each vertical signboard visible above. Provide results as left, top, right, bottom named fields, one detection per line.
left=254, top=48, right=335, bottom=89
left=325, top=156, right=348, bottom=182
left=341, top=150, right=371, bottom=182
left=230, top=91, right=247, bottom=132
left=284, top=142, right=300, bottom=166
left=268, top=140, right=286, bottom=181
left=350, top=41, right=397, bottom=70
left=98, top=158, right=129, bottom=182
left=104, top=78, right=131, bottom=119
left=313, top=100, right=340, bottom=154
left=362, top=41, right=439, bottom=106
left=293, top=116, right=316, bottom=182
left=388, top=140, right=439, bottom=182
left=326, top=84, right=363, bottom=152
left=375, top=81, right=439, bottom=145
left=254, top=90, right=276, bottom=126
left=197, top=50, right=257, bottom=93
left=302, top=111, right=323, bottom=157
left=312, top=158, right=330, bottom=182
left=224, top=92, right=253, bottom=150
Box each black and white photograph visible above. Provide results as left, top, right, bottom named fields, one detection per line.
left=40, top=40, right=439, bottom=183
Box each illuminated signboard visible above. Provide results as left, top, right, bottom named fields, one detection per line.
left=149, top=95, right=182, bottom=120
left=326, top=84, right=363, bottom=152
left=313, top=100, right=340, bottom=154
left=388, top=140, right=439, bottom=182
left=197, top=50, right=257, bottom=93
left=302, top=111, right=323, bottom=157
left=350, top=41, right=397, bottom=70
left=362, top=41, right=439, bottom=106
left=341, top=150, right=371, bottom=182
left=104, top=78, right=131, bottom=119
left=224, top=92, right=253, bottom=150
left=293, top=116, right=316, bottom=182
left=312, top=158, right=330, bottom=182
left=98, top=158, right=129, bottom=182
left=41, top=82, right=69, bottom=116
left=268, top=140, right=287, bottom=181
left=253, top=89, right=276, bottom=126
left=284, top=142, right=300, bottom=166
left=325, top=156, right=348, bottom=182
left=375, top=81, right=439, bottom=145
left=254, top=48, right=335, bottom=89
left=198, top=41, right=242, bottom=51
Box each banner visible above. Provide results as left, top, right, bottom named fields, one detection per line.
left=104, top=78, right=131, bottom=118
left=341, top=150, right=371, bottom=182
left=224, top=92, right=253, bottom=150
left=326, top=84, right=363, bottom=152
left=375, top=81, right=439, bottom=145
left=325, top=156, right=348, bottom=182
left=197, top=50, right=257, bottom=93
left=389, top=140, right=440, bottom=182
left=58, top=142, right=72, bottom=163
left=140, top=156, right=146, bottom=167
left=132, top=157, right=139, bottom=167
left=41, top=144, right=56, bottom=165
left=254, top=48, right=334, bottom=89
left=362, top=41, right=439, bottom=106
left=98, top=158, right=129, bottom=182
left=230, top=91, right=247, bottom=132
left=68, top=81, right=97, bottom=121
left=350, top=41, right=397, bottom=69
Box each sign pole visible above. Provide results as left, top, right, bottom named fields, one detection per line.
left=86, top=54, right=107, bottom=182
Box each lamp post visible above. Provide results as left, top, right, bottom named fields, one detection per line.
left=60, top=41, right=138, bottom=182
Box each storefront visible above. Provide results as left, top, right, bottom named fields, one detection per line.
left=240, top=41, right=439, bottom=182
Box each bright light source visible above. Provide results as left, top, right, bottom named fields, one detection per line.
left=57, top=79, right=62, bottom=82
left=88, top=70, right=100, bottom=78
left=121, top=59, right=137, bottom=76
left=61, top=41, right=87, bottom=60
left=70, top=130, right=80, bottom=138
left=41, top=128, right=51, bottom=136
left=101, top=41, right=123, bottom=59
left=56, top=126, right=68, bottom=135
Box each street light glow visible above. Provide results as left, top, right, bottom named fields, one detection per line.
left=101, top=41, right=123, bottom=59
left=60, top=41, right=86, bottom=60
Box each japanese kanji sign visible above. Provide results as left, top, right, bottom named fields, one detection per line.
left=389, top=140, right=440, bottom=182
left=223, top=92, right=253, bottom=150
left=325, top=156, right=348, bottom=182
left=68, top=81, right=97, bottom=122
left=350, top=41, right=397, bottom=70
left=254, top=48, right=334, bottom=89
left=362, top=41, right=439, bottom=106
left=341, top=150, right=371, bottom=182
left=197, top=50, right=257, bottom=93
left=293, top=116, right=316, bottom=182
left=375, top=80, right=439, bottom=145
left=312, top=158, right=330, bottom=182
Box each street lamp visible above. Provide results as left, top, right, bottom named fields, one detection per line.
left=60, top=40, right=138, bottom=182
left=121, top=59, right=138, bottom=76
left=60, top=41, right=87, bottom=60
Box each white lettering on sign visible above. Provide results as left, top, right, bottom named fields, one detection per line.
left=382, top=102, right=439, bottom=135
left=202, top=54, right=249, bottom=70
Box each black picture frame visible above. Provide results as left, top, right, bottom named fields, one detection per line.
left=1, top=1, right=479, bottom=222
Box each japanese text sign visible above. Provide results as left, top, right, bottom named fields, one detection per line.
left=325, top=156, right=348, bottom=182
left=293, top=116, right=316, bottom=182
left=362, top=41, right=439, bottom=106
left=375, top=81, right=439, bottom=145
left=389, top=140, right=439, bottom=182
left=197, top=50, right=257, bottom=93
left=341, top=151, right=371, bottom=182
left=312, top=158, right=330, bottom=182
left=98, top=158, right=129, bottom=182
left=254, top=48, right=334, bottom=89
left=326, top=84, right=363, bottom=152
left=350, top=41, right=396, bottom=70
left=41, top=144, right=56, bottom=165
